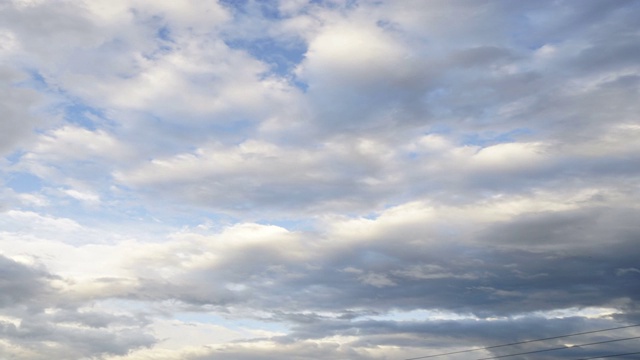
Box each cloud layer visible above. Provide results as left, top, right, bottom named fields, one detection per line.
left=1, top=0, right=639, bottom=359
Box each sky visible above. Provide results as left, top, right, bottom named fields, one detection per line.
left=1, top=0, right=640, bottom=359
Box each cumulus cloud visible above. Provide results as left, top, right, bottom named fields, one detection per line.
left=1, top=0, right=639, bottom=359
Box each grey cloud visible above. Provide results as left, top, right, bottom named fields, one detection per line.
left=303, top=241, right=639, bottom=317
left=0, top=318, right=154, bottom=357
left=0, top=67, right=42, bottom=156
left=169, top=316, right=639, bottom=360
left=528, top=0, right=637, bottom=45
left=281, top=316, right=608, bottom=346
left=50, top=308, right=151, bottom=329
left=105, top=206, right=639, bottom=325
left=576, top=35, right=640, bottom=73
left=1, top=0, right=639, bottom=358
left=480, top=207, right=640, bottom=249
left=190, top=340, right=376, bottom=360
left=447, top=46, right=518, bottom=68
left=0, top=255, right=53, bottom=308
left=0, top=256, right=156, bottom=359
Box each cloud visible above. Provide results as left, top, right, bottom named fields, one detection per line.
left=28, top=126, right=130, bottom=162
left=0, top=255, right=155, bottom=359
left=2, top=210, right=82, bottom=233
left=16, top=193, right=628, bottom=320
left=0, top=255, right=53, bottom=308
left=113, top=138, right=399, bottom=215
left=1, top=0, right=639, bottom=359
left=0, top=66, right=42, bottom=156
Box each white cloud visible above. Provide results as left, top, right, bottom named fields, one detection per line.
left=300, top=21, right=410, bottom=86
left=28, top=126, right=130, bottom=161
left=1, top=0, right=640, bottom=359
left=3, top=210, right=82, bottom=232
left=61, top=188, right=101, bottom=205
left=470, top=142, right=548, bottom=171
left=17, top=193, right=50, bottom=207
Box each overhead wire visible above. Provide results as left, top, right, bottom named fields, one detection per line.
left=571, top=350, right=640, bottom=360
left=404, top=323, right=640, bottom=360
left=475, top=335, right=640, bottom=360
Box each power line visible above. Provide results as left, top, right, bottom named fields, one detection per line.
left=404, top=323, right=640, bottom=360
left=572, top=351, right=640, bottom=360
left=475, top=335, right=640, bottom=360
